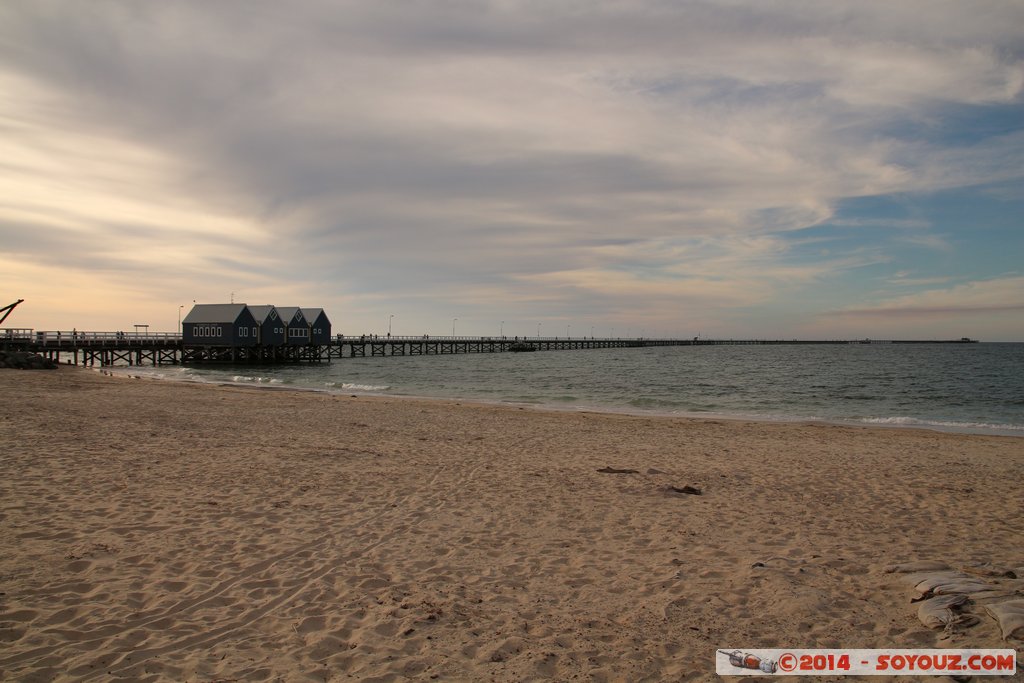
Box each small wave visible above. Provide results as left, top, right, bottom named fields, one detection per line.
left=858, top=416, right=1024, bottom=433
left=329, top=382, right=390, bottom=392
left=230, top=375, right=284, bottom=384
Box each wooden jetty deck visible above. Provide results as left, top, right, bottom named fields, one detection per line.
left=1, top=329, right=978, bottom=368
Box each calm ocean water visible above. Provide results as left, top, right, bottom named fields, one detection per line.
left=108, top=343, right=1024, bottom=436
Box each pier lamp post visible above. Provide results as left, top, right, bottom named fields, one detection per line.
left=591, top=326, right=594, bottom=339
left=389, top=314, right=394, bottom=336
left=566, top=324, right=570, bottom=338
left=500, top=321, right=504, bottom=338
left=452, top=318, right=458, bottom=337
left=537, top=322, right=541, bottom=338
left=178, top=305, right=184, bottom=335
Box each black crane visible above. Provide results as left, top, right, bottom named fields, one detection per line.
left=0, top=299, right=24, bottom=326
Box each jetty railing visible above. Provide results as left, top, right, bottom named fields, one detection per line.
left=1, top=328, right=33, bottom=341
left=27, top=331, right=183, bottom=345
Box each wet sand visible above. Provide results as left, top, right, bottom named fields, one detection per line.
left=1, top=367, right=1021, bottom=681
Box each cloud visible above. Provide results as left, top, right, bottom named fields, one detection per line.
left=0, top=1, right=1021, bottom=335
left=886, top=275, right=955, bottom=287
left=826, top=276, right=1024, bottom=318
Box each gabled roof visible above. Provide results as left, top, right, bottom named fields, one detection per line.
left=182, top=304, right=249, bottom=324
left=276, top=307, right=306, bottom=324
left=248, top=305, right=279, bottom=324
left=301, top=307, right=330, bottom=324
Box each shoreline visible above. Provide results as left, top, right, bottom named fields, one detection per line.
left=98, top=363, right=1024, bottom=438
left=1, top=367, right=1022, bottom=680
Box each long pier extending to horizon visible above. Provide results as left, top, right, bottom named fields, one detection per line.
left=1, top=328, right=979, bottom=367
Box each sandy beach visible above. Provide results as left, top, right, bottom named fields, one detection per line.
left=1, top=367, right=1021, bottom=681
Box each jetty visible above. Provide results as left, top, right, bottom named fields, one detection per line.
left=0, top=329, right=979, bottom=368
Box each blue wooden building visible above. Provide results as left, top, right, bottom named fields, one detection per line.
left=182, top=304, right=259, bottom=347
left=248, top=305, right=286, bottom=346
left=301, top=308, right=332, bottom=345
left=276, top=307, right=309, bottom=346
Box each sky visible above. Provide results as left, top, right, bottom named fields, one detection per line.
left=1, top=1, right=1023, bottom=341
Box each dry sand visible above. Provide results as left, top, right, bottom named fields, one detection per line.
left=1, top=367, right=1021, bottom=682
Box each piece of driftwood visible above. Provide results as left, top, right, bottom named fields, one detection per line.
left=596, top=466, right=639, bottom=474
left=667, top=485, right=702, bottom=495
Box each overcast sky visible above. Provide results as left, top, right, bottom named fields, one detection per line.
left=2, top=1, right=1022, bottom=339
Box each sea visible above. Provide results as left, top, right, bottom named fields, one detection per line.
left=105, top=343, right=1024, bottom=436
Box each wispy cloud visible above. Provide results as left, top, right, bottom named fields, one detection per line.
left=886, top=275, right=956, bottom=287
left=825, top=276, right=1024, bottom=317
